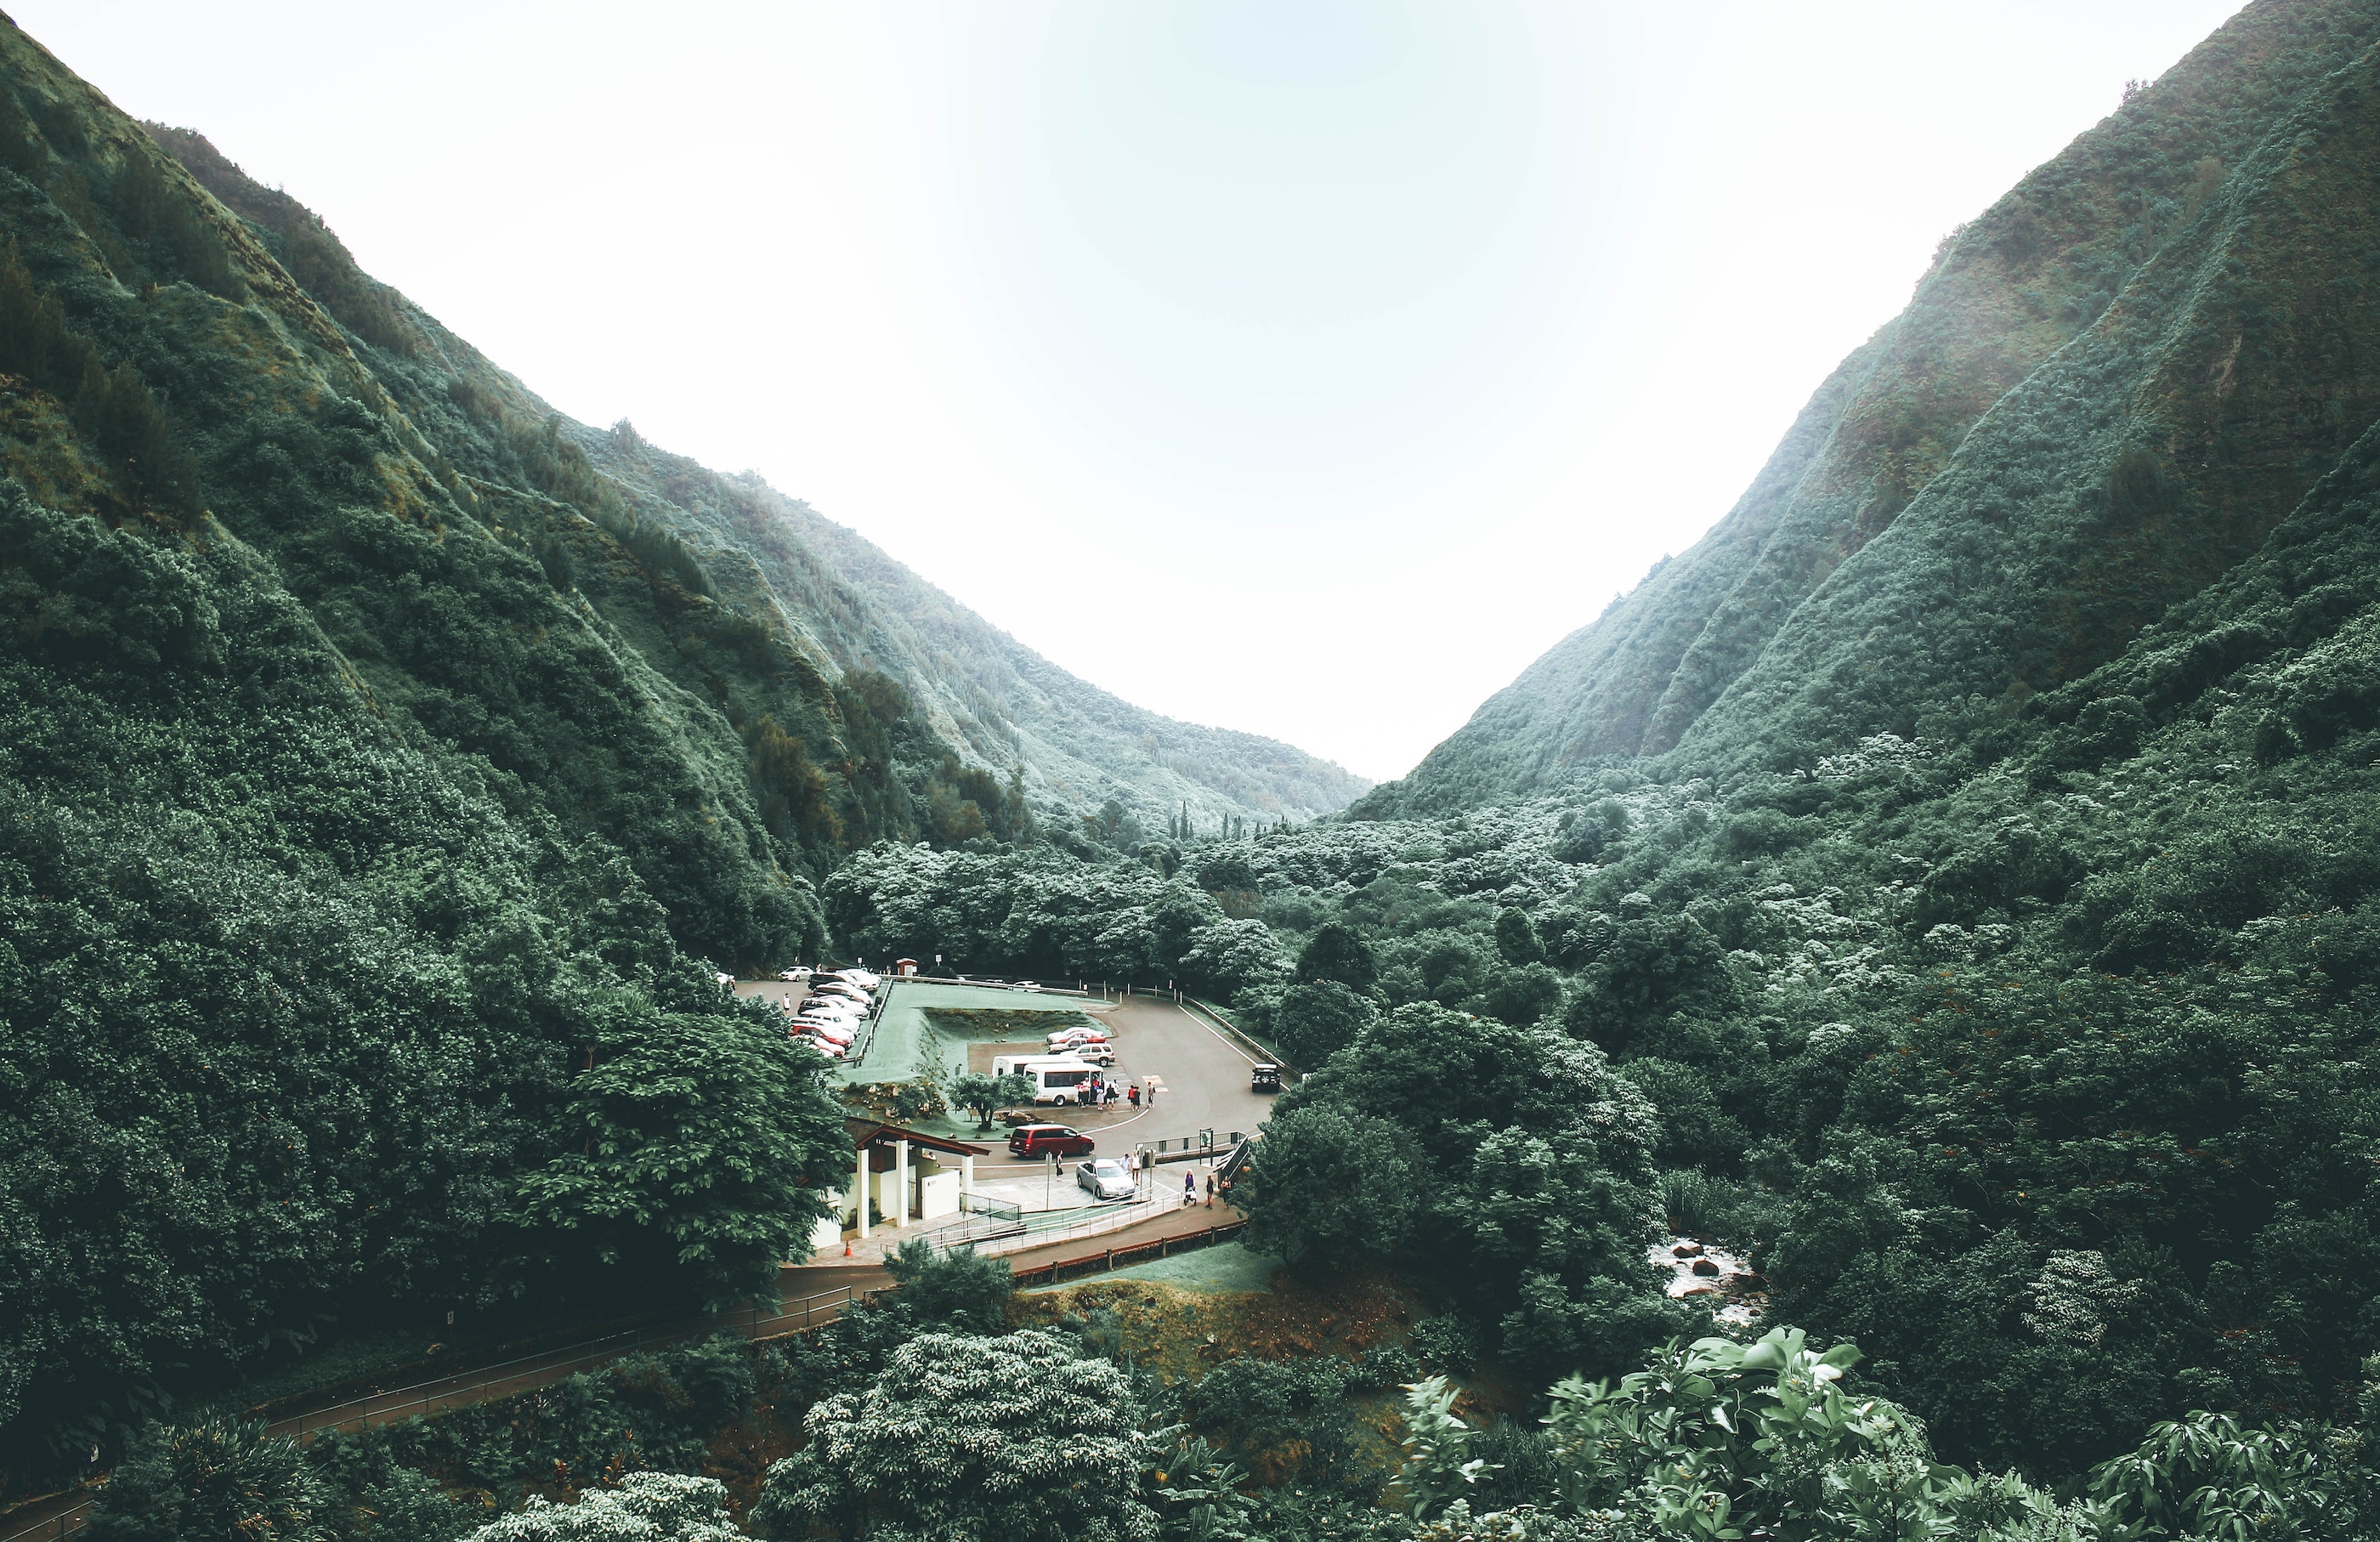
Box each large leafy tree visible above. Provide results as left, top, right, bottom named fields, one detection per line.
left=1268, top=978, right=1376, bottom=1069
left=1238, top=1105, right=1425, bottom=1271
left=755, top=1329, right=1158, bottom=1542
left=1265, top=1003, right=1672, bottom=1374
left=881, top=1239, right=1015, bottom=1334
left=1295, top=923, right=1379, bottom=994
left=515, top=1005, right=849, bottom=1304
left=465, top=1472, right=740, bottom=1542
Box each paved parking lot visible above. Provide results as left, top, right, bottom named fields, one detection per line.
left=966, top=991, right=1276, bottom=1176
left=730, top=978, right=1277, bottom=1189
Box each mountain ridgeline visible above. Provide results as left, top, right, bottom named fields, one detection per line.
left=1365, top=0, right=2380, bottom=811
left=12, top=0, right=2380, bottom=1531
left=137, top=129, right=1367, bottom=861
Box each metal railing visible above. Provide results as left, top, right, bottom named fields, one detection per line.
left=991, top=1195, right=1171, bottom=1255
left=1182, top=996, right=1297, bottom=1077
left=891, top=975, right=1093, bottom=997
left=1011, top=1218, right=1249, bottom=1289
left=0, top=1284, right=870, bottom=1542
left=907, top=1209, right=1028, bottom=1253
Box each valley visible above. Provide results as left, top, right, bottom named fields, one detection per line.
left=3, top=3, right=2380, bottom=1540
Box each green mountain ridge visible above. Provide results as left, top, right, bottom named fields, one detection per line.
left=141, top=117, right=1367, bottom=847
left=1363, top=0, right=2380, bottom=812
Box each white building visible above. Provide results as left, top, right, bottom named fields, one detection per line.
left=808, top=1118, right=995, bottom=1254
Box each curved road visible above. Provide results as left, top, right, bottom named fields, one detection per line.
left=0, top=993, right=1278, bottom=1542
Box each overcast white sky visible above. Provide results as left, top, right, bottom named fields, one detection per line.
left=25, top=2, right=2247, bottom=781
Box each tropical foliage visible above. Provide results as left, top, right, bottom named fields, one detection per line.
left=752, top=1329, right=1158, bottom=1542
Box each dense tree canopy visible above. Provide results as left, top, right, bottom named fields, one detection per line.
left=755, top=1329, right=1157, bottom=1542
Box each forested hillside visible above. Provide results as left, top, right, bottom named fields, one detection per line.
left=1136, top=0, right=2380, bottom=1494
left=0, top=8, right=1350, bottom=1494
left=144, top=125, right=1367, bottom=841
left=1368, top=0, right=2380, bottom=814
left=17, top=1, right=2380, bottom=1538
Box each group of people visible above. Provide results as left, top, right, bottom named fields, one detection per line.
left=1078, top=1074, right=1150, bottom=1108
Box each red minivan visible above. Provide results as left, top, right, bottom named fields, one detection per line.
left=1007, top=1124, right=1095, bottom=1159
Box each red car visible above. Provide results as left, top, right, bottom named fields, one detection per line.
left=1007, top=1124, right=1095, bottom=1159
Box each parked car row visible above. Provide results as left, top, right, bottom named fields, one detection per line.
left=785, top=970, right=881, bottom=1059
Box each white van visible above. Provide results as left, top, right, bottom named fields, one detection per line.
left=992, top=1054, right=1103, bottom=1105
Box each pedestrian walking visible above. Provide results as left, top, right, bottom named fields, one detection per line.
left=1218, top=1175, right=1232, bottom=1208
left=1128, top=1083, right=1140, bottom=1108
left=1182, top=1172, right=1195, bottom=1207
left=1204, top=1173, right=1215, bottom=1208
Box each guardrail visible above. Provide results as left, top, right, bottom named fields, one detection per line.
left=1011, top=1219, right=1248, bottom=1289
left=0, top=1284, right=873, bottom=1542
left=983, top=1196, right=1172, bottom=1256
left=1182, top=996, right=1297, bottom=1077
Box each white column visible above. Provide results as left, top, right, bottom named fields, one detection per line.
left=855, top=1142, right=870, bottom=1239
left=961, top=1153, right=975, bottom=1193
left=895, top=1139, right=910, bottom=1227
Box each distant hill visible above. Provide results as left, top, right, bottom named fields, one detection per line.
left=1361, top=0, right=2380, bottom=813
left=143, top=127, right=1367, bottom=842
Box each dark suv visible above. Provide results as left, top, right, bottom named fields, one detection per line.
left=1008, top=1125, right=1095, bottom=1159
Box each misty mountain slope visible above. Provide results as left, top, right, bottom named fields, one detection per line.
left=575, top=432, right=1375, bottom=825
left=148, top=123, right=1366, bottom=834
left=1666, top=14, right=2380, bottom=778
left=1364, top=0, right=2380, bottom=814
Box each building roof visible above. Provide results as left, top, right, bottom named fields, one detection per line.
left=842, top=1116, right=992, bottom=1159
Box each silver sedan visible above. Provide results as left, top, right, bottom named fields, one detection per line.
left=1074, top=1157, right=1135, bottom=1202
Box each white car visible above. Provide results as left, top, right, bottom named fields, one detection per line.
left=779, top=967, right=813, bottom=983
left=840, top=969, right=882, bottom=990
left=813, top=981, right=871, bottom=1002
left=716, top=972, right=736, bottom=986
left=798, top=1006, right=864, bottom=1029
left=1015, top=980, right=1043, bottom=993
left=800, top=1018, right=858, bottom=1043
